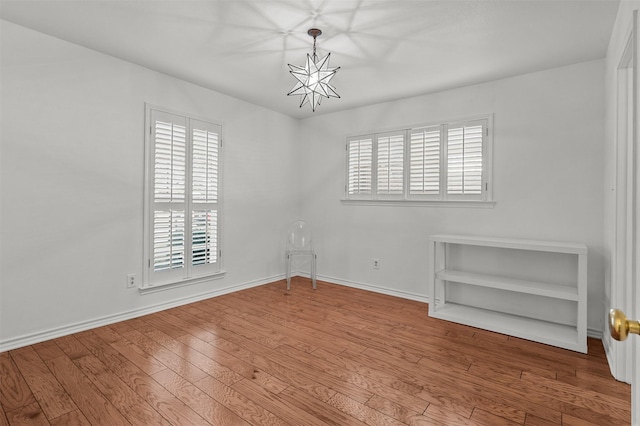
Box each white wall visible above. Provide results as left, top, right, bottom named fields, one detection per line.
left=298, top=60, right=606, bottom=333
left=0, top=21, right=300, bottom=349
left=0, top=18, right=610, bottom=349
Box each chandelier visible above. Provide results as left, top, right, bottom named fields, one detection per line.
left=287, top=28, right=340, bottom=112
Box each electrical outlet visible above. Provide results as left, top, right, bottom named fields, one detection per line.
left=127, top=273, right=137, bottom=288
left=373, top=258, right=379, bottom=269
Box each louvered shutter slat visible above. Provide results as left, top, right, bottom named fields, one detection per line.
left=409, top=127, right=440, bottom=195
left=192, top=129, right=209, bottom=202
left=345, top=119, right=486, bottom=202
left=154, top=120, right=186, bottom=202
left=148, top=109, right=223, bottom=286
left=447, top=124, right=483, bottom=195
left=191, top=124, right=219, bottom=267
left=348, top=137, right=373, bottom=195
left=192, top=209, right=217, bottom=265
left=377, top=133, right=404, bottom=195
left=152, top=117, right=187, bottom=272
left=153, top=210, right=185, bottom=271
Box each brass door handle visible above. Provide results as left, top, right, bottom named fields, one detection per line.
left=609, top=308, right=640, bottom=341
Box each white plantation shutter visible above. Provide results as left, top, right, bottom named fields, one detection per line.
left=192, top=127, right=218, bottom=203
left=153, top=210, right=185, bottom=271
left=151, top=112, right=187, bottom=278
left=344, top=116, right=490, bottom=203
left=191, top=121, right=220, bottom=268
left=347, top=136, right=373, bottom=196
left=154, top=120, right=186, bottom=202
left=192, top=210, right=217, bottom=265
left=145, top=107, right=222, bottom=287
left=447, top=122, right=484, bottom=196
left=409, top=126, right=441, bottom=196
left=377, top=132, right=404, bottom=196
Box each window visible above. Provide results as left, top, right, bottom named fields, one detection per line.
left=409, top=126, right=441, bottom=196
left=377, top=131, right=405, bottom=197
left=143, top=105, right=223, bottom=288
left=346, top=116, right=492, bottom=204
left=347, top=136, right=373, bottom=197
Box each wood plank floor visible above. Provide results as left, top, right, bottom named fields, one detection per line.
left=0, top=279, right=631, bottom=425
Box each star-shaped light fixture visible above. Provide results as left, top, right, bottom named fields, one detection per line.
left=287, top=28, right=340, bottom=112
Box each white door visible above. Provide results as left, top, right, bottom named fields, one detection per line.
left=609, top=9, right=639, bottom=425
left=621, top=9, right=638, bottom=425
left=632, top=46, right=638, bottom=420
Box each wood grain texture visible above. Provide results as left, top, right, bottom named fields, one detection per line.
left=8, top=347, right=76, bottom=420
left=43, top=356, right=129, bottom=426
left=0, top=353, right=36, bottom=411
left=4, top=402, right=49, bottom=426
left=48, top=410, right=91, bottom=426
left=0, top=279, right=632, bottom=425
left=0, top=402, right=9, bottom=426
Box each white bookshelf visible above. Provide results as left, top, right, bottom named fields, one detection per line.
left=428, top=234, right=588, bottom=353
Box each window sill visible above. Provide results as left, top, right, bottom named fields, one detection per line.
left=139, top=271, right=226, bottom=295
left=340, top=199, right=495, bottom=208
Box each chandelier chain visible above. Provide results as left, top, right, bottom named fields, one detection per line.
left=312, top=35, right=317, bottom=61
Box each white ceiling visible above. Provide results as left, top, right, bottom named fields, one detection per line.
left=0, top=0, right=620, bottom=119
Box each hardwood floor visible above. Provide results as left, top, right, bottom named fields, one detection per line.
left=0, top=279, right=631, bottom=425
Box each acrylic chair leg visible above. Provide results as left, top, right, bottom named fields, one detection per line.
left=311, top=253, right=317, bottom=289
left=286, top=253, right=291, bottom=290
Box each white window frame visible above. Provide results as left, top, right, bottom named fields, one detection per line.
left=344, top=114, right=494, bottom=207
left=142, top=104, right=225, bottom=291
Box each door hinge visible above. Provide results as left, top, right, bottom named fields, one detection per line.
left=219, top=250, right=222, bottom=259
left=485, top=183, right=488, bottom=191
left=486, top=128, right=489, bottom=136
left=148, top=259, right=151, bottom=268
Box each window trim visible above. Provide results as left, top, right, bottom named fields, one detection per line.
left=340, top=199, right=496, bottom=208
left=142, top=103, right=225, bottom=290
left=344, top=114, right=494, bottom=206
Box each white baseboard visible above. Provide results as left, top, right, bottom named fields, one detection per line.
left=0, top=274, right=284, bottom=352
left=588, top=328, right=603, bottom=339
left=315, top=274, right=430, bottom=304
left=310, top=273, right=605, bottom=341
left=1, top=272, right=605, bottom=353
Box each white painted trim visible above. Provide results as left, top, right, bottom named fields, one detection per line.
left=1, top=271, right=604, bottom=353
left=309, top=273, right=604, bottom=339
left=139, top=271, right=226, bottom=294
left=588, top=329, right=603, bottom=340
left=631, top=9, right=640, bottom=423
left=344, top=113, right=495, bottom=140
left=0, top=274, right=284, bottom=352
left=305, top=273, right=429, bottom=303
left=341, top=199, right=495, bottom=208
